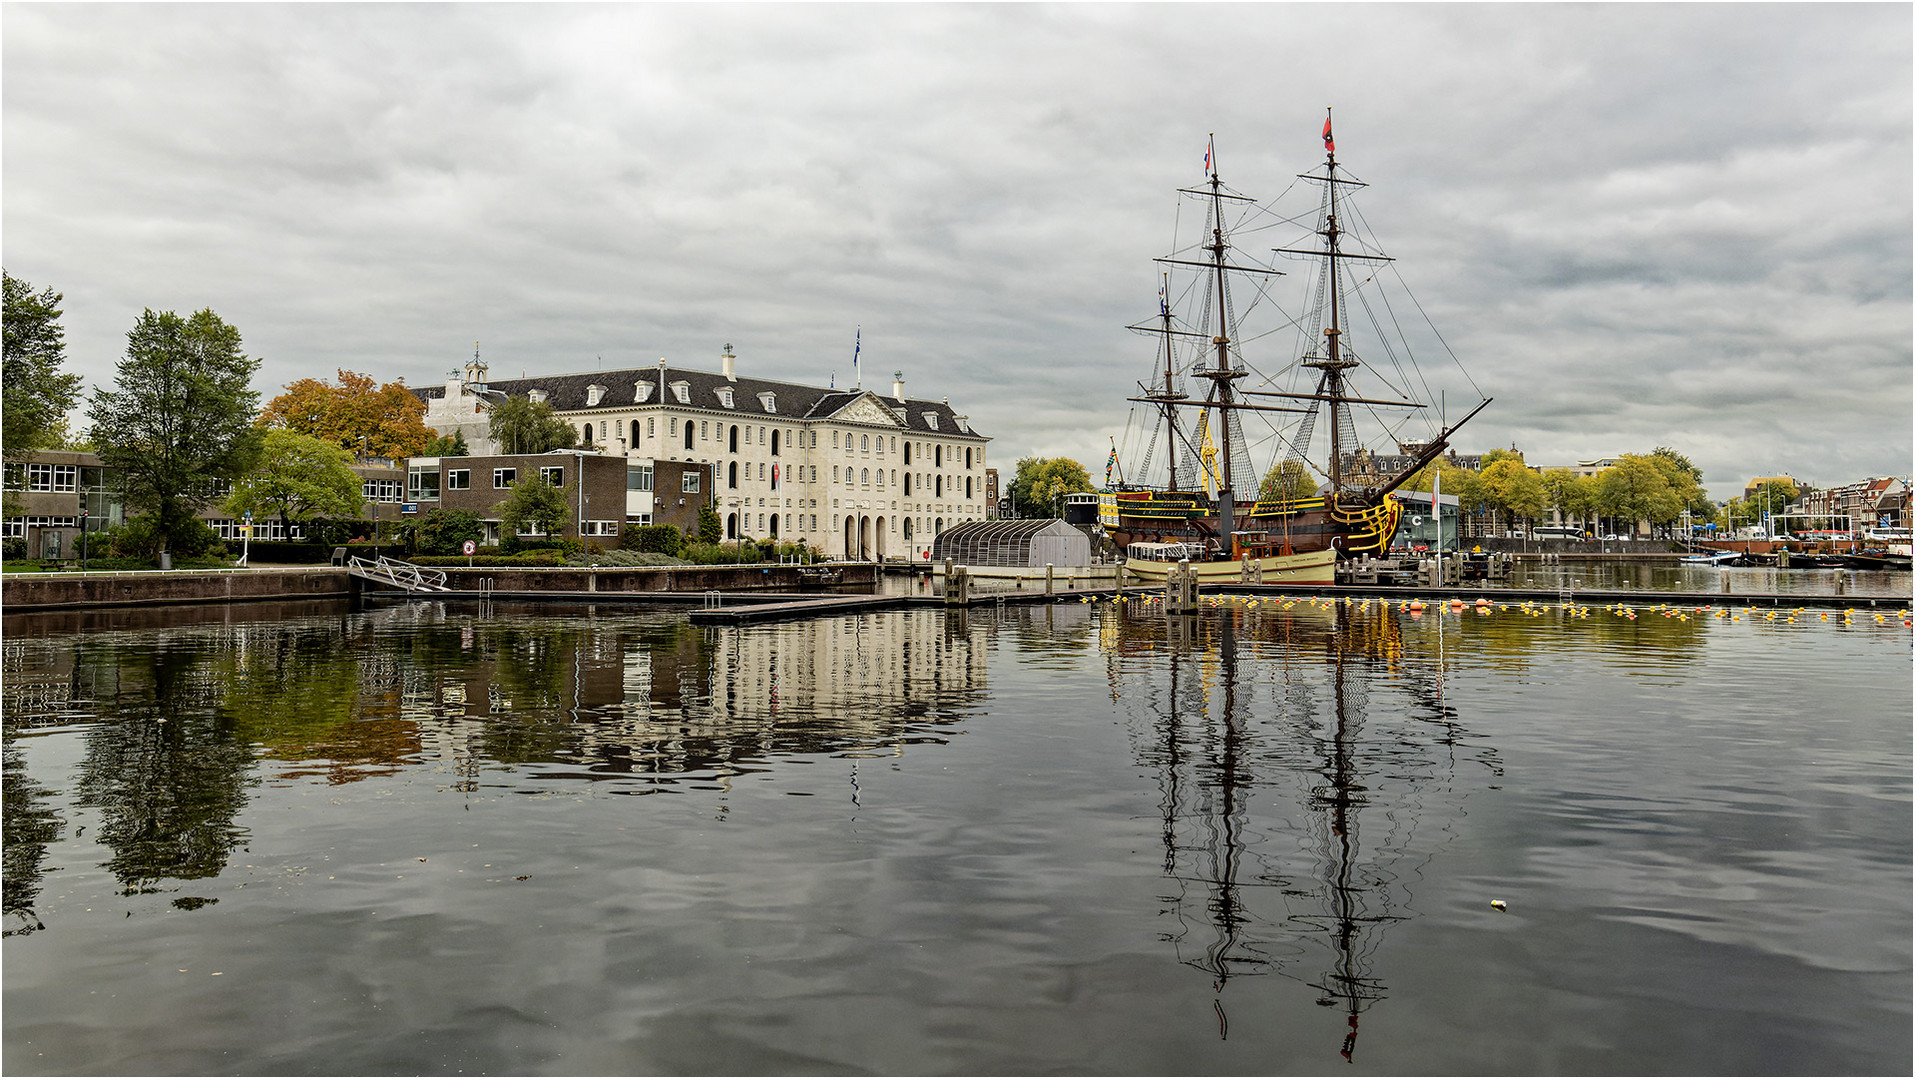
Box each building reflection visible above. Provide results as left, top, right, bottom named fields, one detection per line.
left=1103, top=598, right=1503, bottom=1061
left=0, top=602, right=995, bottom=913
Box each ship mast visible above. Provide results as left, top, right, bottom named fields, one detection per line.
left=1304, top=108, right=1360, bottom=500
left=1160, top=274, right=1180, bottom=490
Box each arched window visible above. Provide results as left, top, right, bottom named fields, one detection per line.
left=726, top=512, right=737, bottom=539
left=769, top=514, right=779, bottom=539
left=771, top=430, right=780, bottom=456
left=965, top=447, right=972, bottom=468
left=904, top=474, right=913, bottom=496
left=935, top=476, right=943, bottom=497
left=860, top=434, right=868, bottom=451
left=860, top=468, right=869, bottom=485
left=728, top=462, right=738, bottom=489
left=934, top=446, right=943, bottom=467
left=730, top=425, right=739, bottom=452
left=583, top=423, right=593, bottom=445
left=683, top=422, right=694, bottom=450
left=904, top=442, right=912, bottom=465
left=965, top=476, right=973, bottom=499
left=875, top=470, right=884, bottom=488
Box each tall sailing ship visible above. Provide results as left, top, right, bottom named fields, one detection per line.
left=1105, top=114, right=1491, bottom=583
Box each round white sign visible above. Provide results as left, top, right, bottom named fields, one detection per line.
left=462, top=540, right=477, bottom=555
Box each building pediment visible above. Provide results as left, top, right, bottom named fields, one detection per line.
left=829, top=393, right=902, bottom=428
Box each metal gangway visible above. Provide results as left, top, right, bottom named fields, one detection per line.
left=346, top=555, right=452, bottom=592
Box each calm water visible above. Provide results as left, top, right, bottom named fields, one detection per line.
left=3, top=596, right=1909, bottom=1075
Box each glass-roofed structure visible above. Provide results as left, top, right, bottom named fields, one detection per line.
left=928, top=519, right=1091, bottom=568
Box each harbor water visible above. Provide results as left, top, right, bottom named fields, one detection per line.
left=3, top=597, right=1909, bottom=1074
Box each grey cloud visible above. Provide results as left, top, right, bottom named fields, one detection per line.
left=3, top=4, right=1906, bottom=501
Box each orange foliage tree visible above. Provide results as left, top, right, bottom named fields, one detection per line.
left=260, top=370, right=435, bottom=458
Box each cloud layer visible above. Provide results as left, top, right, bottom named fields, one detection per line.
left=4, top=4, right=1907, bottom=499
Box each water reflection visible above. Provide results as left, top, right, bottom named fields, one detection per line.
left=1107, top=599, right=1502, bottom=1059
left=2, top=602, right=993, bottom=912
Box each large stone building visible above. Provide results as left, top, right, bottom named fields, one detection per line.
left=418, top=347, right=991, bottom=560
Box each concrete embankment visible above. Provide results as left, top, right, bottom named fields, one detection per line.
left=3, top=561, right=880, bottom=613
left=3, top=568, right=352, bottom=611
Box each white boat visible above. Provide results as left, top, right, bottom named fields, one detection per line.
left=1124, top=542, right=1337, bottom=585
left=1680, top=550, right=1740, bottom=566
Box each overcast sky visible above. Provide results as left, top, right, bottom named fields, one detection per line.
left=4, top=3, right=1908, bottom=500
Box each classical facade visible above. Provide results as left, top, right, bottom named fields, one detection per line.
left=418, top=347, right=991, bottom=559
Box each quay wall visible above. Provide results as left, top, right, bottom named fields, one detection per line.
left=2, top=562, right=879, bottom=612
left=3, top=568, right=351, bottom=611
left=429, top=563, right=877, bottom=594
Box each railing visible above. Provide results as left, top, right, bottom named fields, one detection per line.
left=347, top=556, right=450, bottom=592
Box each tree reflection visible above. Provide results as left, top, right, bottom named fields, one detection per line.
left=72, top=639, right=256, bottom=891
left=3, top=738, right=64, bottom=932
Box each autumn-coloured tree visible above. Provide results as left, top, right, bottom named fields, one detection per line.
left=260, top=370, right=435, bottom=458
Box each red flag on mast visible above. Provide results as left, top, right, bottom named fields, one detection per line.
left=1322, top=112, right=1335, bottom=154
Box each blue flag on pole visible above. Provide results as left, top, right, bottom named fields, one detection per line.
left=853, top=328, right=861, bottom=388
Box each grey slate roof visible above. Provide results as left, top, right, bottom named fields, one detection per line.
left=415, top=365, right=986, bottom=439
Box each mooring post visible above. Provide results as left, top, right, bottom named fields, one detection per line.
left=1166, top=559, right=1198, bottom=614
left=1045, top=562, right=1055, bottom=598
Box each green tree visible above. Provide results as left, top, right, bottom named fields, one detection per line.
left=422, top=430, right=469, bottom=457
left=697, top=504, right=722, bottom=544
left=2, top=271, right=83, bottom=463
left=225, top=429, right=365, bottom=540
left=1008, top=456, right=1092, bottom=518
left=488, top=395, right=576, bottom=455
left=399, top=507, right=485, bottom=556
left=1747, top=479, right=1800, bottom=529
left=1593, top=454, right=1681, bottom=536
left=1256, top=459, right=1317, bottom=503
left=494, top=476, right=572, bottom=538
left=1479, top=455, right=1548, bottom=532
left=1540, top=467, right=1595, bottom=530
left=89, top=309, right=262, bottom=554
left=260, top=369, right=436, bottom=458
left=1649, top=446, right=1711, bottom=517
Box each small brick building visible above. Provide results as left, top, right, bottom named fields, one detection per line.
left=402, top=451, right=713, bottom=544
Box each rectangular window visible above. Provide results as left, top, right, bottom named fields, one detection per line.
left=584, top=520, right=620, bottom=536
left=700, top=421, right=708, bottom=440
left=682, top=472, right=701, bottom=493
left=629, top=513, right=652, bottom=527
left=627, top=464, right=654, bottom=491
left=493, top=468, right=517, bottom=488
left=26, top=463, right=78, bottom=492
left=540, top=466, right=565, bottom=487
left=648, top=418, right=655, bottom=437
left=446, top=469, right=470, bottom=490
left=407, top=466, right=441, bottom=501
left=363, top=478, right=402, bottom=503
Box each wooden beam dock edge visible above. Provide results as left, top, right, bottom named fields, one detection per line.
left=359, top=579, right=1911, bottom=623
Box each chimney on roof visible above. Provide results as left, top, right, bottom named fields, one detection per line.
left=892, top=371, right=905, bottom=402
left=721, top=344, right=736, bottom=382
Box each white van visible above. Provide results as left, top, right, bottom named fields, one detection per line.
left=1530, top=526, right=1587, bottom=541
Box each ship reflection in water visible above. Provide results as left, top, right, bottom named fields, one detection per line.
left=1106, top=599, right=1501, bottom=1060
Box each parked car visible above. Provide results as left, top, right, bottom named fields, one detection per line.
left=1599, top=534, right=1630, bottom=541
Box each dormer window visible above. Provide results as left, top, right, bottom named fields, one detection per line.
left=634, top=383, right=653, bottom=403
left=759, top=392, right=777, bottom=413
left=670, top=381, right=690, bottom=404
left=529, top=389, right=548, bottom=404
left=717, top=387, right=735, bottom=408
left=923, top=412, right=939, bottom=431
left=587, top=384, right=607, bottom=406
